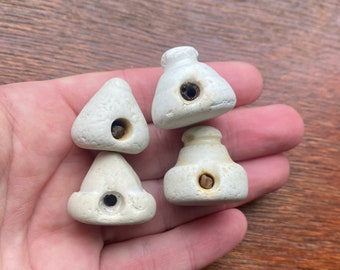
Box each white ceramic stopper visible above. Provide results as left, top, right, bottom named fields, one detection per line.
left=163, top=125, right=248, bottom=205
left=71, top=78, right=149, bottom=154
left=152, top=46, right=236, bottom=129
left=68, top=152, right=156, bottom=225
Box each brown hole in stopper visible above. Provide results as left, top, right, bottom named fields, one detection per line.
left=111, top=118, right=129, bottom=139
left=198, top=173, right=215, bottom=189
left=180, top=82, right=200, bottom=101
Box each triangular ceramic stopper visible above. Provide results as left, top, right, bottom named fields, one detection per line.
left=152, top=46, right=236, bottom=129
left=71, top=78, right=149, bottom=154
left=163, top=125, right=248, bottom=205
left=68, top=152, right=156, bottom=225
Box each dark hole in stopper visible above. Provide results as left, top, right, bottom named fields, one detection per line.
left=199, top=173, right=215, bottom=189
left=103, top=194, right=118, bottom=207
left=180, top=82, right=200, bottom=101
left=111, top=119, right=128, bottom=139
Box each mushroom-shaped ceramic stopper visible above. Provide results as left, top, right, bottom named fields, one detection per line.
left=68, top=152, right=156, bottom=225
left=71, top=78, right=149, bottom=154
left=163, top=125, right=248, bottom=205
left=152, top=46, right=236, bottom=129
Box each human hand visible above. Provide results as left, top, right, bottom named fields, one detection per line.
left=0, top=62, right=303, bottom=269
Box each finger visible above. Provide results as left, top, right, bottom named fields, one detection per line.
left=125, top=104, right=304, bottom=180
left=214, top=103, right=304, bottom=161
left=228, top=153, right=290, bottom=208
left=103, top=153, right=288, bottom=243
left=100, top=209, right=247, bottom=270
left=56, top=61, right=263, bottom=121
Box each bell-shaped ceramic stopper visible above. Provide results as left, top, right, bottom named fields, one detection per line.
left=68, top=152, right=156, bottom=225
left=71, top=78, right=149, bottom=154
left=163, top=125, right=248, bottom=205
left=152, top=46, right=236, bottom=129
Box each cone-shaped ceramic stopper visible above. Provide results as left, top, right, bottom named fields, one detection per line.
left=71, top=78, right=149, bottom=154
left=68, top=152, right=156, bottom=225
left=163, top=125, right=248, bottom=205
left=152, top=46, right=236, bottom=129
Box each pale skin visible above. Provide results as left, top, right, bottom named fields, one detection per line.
left=0, top=62, right=304, bottom=269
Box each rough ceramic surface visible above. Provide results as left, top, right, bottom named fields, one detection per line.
left=164, top=125, right=248, bottom=205
left=71, top=77, right=149, bottom=154
left=152, top=46, right=236, bottom=129
left=68, top=152, right=156, bottom=225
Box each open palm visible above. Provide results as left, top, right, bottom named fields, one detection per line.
left=0, top=62, right=303, bottom=269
